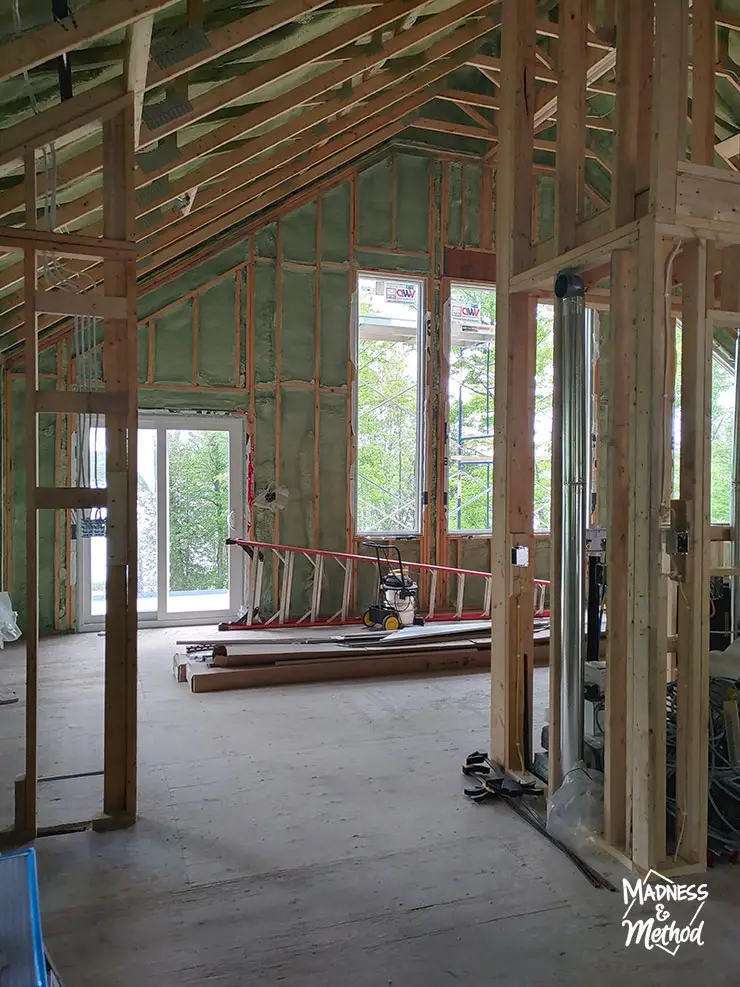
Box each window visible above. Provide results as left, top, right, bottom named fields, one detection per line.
left=356, top=274, right=424, bottom=534
left=447, top=283, right=496, bottom=531
left=534, top=305, right=555, bottom=532
left=78, top=415, right=243, bottom=626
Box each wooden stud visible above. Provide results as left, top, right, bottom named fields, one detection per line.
left=21, top=149, right=38, bottom=841
left=604, top=247, right=636, bottom=849
left=314, top=198, right=321, bottom=549
left=555, top=0, right=587, bottom=253
left=491, top=0, right=536, bottom=772
left=611, top=0, right=643, bottom=226
left=650, top=0, right=689, bottom=220
left=675, top=238, right=711, bottom=866
left=691, top=0, right=716, bottom=167
left=629, top=218, right=670, bottom=871
left=101, top=99, right=138, bottom=823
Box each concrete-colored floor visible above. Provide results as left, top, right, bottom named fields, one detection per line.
left=1, top=627, right=739, bottom=986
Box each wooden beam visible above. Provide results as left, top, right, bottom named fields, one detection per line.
left=125, top=16, right=154, bottom=147
left=650, top=0, right=689, bottom=219
left=35, top=390, right=127, bottom=415
left=0, top=226, right=136, bottom=261
left=555, top=0, right=587, bottom=252
left=0, top=78, right=131, bottom=169
left=674, top=238, right=711, bottom=867
left=411, top=118, right=496, bottom=141
left=440, top=89, right=500, bottom=111
left=35, top=487, right=108, bottom=510
left=604, top=247, right=635, bottom=850
left=491, top=0, right=536, bottom=773
left=0, top=0, right=178, bottom=84
left=34, top=291, right=128, bottom=320
left=691, top=0, right=716, bottom=166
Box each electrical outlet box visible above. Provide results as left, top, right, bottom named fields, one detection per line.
left=665, top=529, right=689, bottom=555
left=511, top=545, right=529, bottom=567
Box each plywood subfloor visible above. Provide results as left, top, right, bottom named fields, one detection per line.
left=0, top=627, right=738, bottom=986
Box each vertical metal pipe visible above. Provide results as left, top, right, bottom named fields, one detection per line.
left=731, top=331, right=740, bottom=639
left=555, top=271, right=589, bottom=776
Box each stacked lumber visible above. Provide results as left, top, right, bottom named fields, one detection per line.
left=172, top=620, right=556, bottom=693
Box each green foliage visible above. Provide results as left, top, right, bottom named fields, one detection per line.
left=167, top=430, right=229, bottom=591
left=357, top=338, right=419, bottom=532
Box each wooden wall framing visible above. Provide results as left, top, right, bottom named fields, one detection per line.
left=8, top=98, right=139, bottom=842
left=494, top=0, right=730, bottom=874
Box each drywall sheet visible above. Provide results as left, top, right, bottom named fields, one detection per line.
left=321, top=182, right=351, bottom=263
left=197, top=276, right=237, bottom=387
left=280, top=268, right=315, bottom=383
left=281, top=201, right=317, bottom=265
left=252, top=260, right=277, bottom=385
left=357, top=157, right=392, bottom=247
left=396, top=153, right=430, bottom=254
left=446, top=161, right=463, bottom=245
left=353, top=249, right=430, bottom=274
left=279, top=387, right=315, bottom=615
left=319, top=268, right=349, bottom=388
left=465, top=163, right=481, bottom=247
left=138, top=241, right=248, bottom=321
left=153, top=299, right=194, bottom=386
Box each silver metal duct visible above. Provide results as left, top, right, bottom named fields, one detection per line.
left=731, top=331, right=740, bottom=639
left=555, top=271, right=591, bottom=776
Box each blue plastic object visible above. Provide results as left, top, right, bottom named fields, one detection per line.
left=0, top=848, right=48, bottom=987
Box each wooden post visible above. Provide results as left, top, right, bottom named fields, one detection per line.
left=629, top=217, right=670, bottom=871
left=674, top=238, right=711, bottom=866
left=691, top=0, right=716, bottom=167
left=555, top=0, right=587, bottom=253
left=611, top=0, right=643, bottom=226
left=649, top=0, right=689, bottom=220
left=101, top=99, right=138, bottom=823
left=491, top=0, right=536, bottom=772
left=604, top=247, right=635, bottom=850
left=20, top=151, right=38, bottom=840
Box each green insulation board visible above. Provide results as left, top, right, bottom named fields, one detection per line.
left=280, top=268, right=315, bottom=383
left=197, top=277, right=237, bottom=388
left=252, top=260, right=277, bottom=386
left=396, top=153, right=430, bottom=254
left=319, top=268, right=349, bottom=388
left=357, top=157, right=393, bottom=247
left=320, top=182, right=351, bottom=264
left=281, top=201, right=317, bottom=265
left=153, top=299, right=194, bottom=386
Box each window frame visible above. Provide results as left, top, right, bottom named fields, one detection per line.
left=354, top=271, right=426, bottom=538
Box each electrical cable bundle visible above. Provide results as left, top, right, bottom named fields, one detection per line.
left=666, top=676, right=740, bottom=856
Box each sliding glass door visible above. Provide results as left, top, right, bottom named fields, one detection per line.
left=79, top=415, right=243, bottom=627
